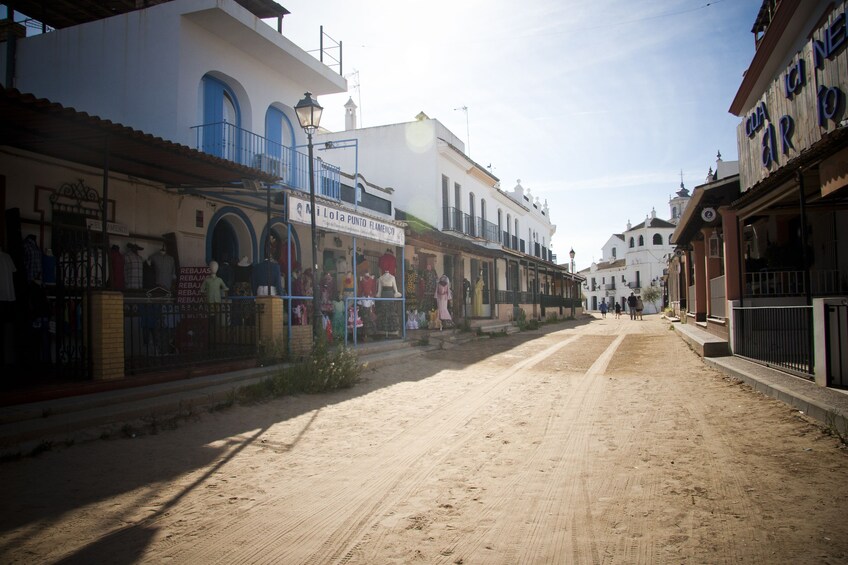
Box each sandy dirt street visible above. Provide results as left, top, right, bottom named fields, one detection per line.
left=1, top=314, right=847, bottom=564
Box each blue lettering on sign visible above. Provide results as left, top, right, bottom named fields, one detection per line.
left=778, top=115, right=794, bottom=154
left=818, top=85, right=844, bottom=126
left=813, top=12, right=847, bottom=69
left=761, top=123, right=777, bottom=168
left=745, top=102, right=769, bottom=138
left=784, top=59, right=805, bottom=99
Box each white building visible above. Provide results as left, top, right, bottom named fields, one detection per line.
left=314, top=107, right=575, bottom=322
left=582, top=203, right=684, bottom=315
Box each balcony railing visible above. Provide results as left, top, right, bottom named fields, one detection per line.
left=476, top=218, right=500, bottom=243
left=745, top=270, right=848, bottom=297
left=191, top=121, right=340, bottom=198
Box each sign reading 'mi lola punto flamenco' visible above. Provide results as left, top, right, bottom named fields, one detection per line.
left=737, top=3, right=848, bottom=192
left=288, top=194, right=405, bottom=246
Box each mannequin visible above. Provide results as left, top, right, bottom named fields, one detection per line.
left=200, top=260, right=229, bottom=303
left=357, top=271, right=377, bottom=337
left=320, top=271, right=336, bottom=314
left=332, top=293, right=346, bottom=342
left=232, top=256, right=253, bottom=297
left=41, top=248, right=57, bottom=286
left=419, top=263, right=438, bottom=313
left=473, top=270, right=484, bottom=317
left=302, top=268, right=314, bottom=322
left=378, top=248, right=396, bottom=276
left=217, top=254, right=234, bottom=289
left=377, top=269, right=401, bottom=333
left=435, top=274, right=452, bottom=329
left=108, top=245, right=124, bottom=290
left=149, top=244, right=176, bottom=290
left=252, top=257, right=283, bottom=296
left=124, top=243, right=145, bottom=290
left=405, top=262, right=419, bottom=311
left=343, top=271, right=355, bottom=298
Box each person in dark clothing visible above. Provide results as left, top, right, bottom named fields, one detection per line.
left=627, top=292, right=638, bottom=320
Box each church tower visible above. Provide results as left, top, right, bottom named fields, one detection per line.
left=668, top=170, right=690, bottom=225
left=344, top=97, right=358, bottom=131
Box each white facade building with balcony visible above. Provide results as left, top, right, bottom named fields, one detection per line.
left=582, top=204, right=683, bottom=315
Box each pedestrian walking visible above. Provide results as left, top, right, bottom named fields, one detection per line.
left=636, top=295, right=644, bottom=320
left=599, top=300, right=608, bottom=318
left=614, top=302, right=621, bottom=318
left=627, top=292, right=637, bottom=320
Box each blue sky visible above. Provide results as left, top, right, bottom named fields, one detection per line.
left=279, top=0, right=762, bottom=270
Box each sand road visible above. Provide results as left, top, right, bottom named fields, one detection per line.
left=1, top=314, right=846, bottom=564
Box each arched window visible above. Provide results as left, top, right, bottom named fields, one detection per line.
left=629, top=237, right=635, bottom=248
left=263, top=106, right=297, bottom=180
left=497, top=209, right=503, bottom=243
left=638, top=235, right=644, bottom=246
left=469, top=193, right=476, bottom=236
left=652, top=233, right=662, bottom=245
left=201, top=75, right=241, bottom=161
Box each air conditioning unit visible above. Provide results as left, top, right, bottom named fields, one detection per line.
left=255, top=154, right=283, bottom=178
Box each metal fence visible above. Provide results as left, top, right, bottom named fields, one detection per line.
left=732, top=304, right=813, bottom=377
left=124, top=298, right=263, bottom=375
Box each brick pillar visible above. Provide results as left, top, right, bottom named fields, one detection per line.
left=256, top=296, right=284, bottom=356
left=89, top=291, right=124, bottom=380
left=720, top=208, right=742, bottom=301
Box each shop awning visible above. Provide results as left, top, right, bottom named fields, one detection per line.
left=0, top=87, right=276, bottom=189
left=671, top=175, right=740, bottom=245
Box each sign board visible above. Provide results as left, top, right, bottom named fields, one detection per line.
left=700, top=207, right=717, bottom=223
left=736, top=5, right=848, bottom=191
left=288, top=195, right=405, bottom=246
left=176, top=266, right=211, bottom=304
left=86, top=219, right=129, bottom=236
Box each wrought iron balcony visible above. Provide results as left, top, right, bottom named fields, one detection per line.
left=191, top=121, right=340, bottom=198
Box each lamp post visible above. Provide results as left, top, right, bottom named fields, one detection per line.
left=569, top=248, right=576, bottom=317
left=295, top=92, right=324, bottom=341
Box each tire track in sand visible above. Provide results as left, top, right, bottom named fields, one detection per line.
left=163, top=333, right=585, bottom=564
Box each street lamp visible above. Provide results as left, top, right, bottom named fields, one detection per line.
left=569, top=248, right=576, bottom=317
left=295, top=91, right=324, bottom=341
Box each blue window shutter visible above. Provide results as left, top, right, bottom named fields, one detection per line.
left=202, top=77, right=225, bottom=157
left=265, top=107, right=283, bottom=159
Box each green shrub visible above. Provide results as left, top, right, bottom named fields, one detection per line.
left=284, top=340, right=362, bottom=394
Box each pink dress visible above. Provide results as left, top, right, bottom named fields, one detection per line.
left=435, top=276, right=452, bottom=321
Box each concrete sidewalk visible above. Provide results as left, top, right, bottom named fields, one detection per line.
left=672, top=321, right=848, bottom=436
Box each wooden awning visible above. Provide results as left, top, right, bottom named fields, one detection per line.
left=0, top=87, right=276, bottom=188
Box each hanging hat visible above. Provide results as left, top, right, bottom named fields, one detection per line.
left=237, top=255, right=250, bottom=267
